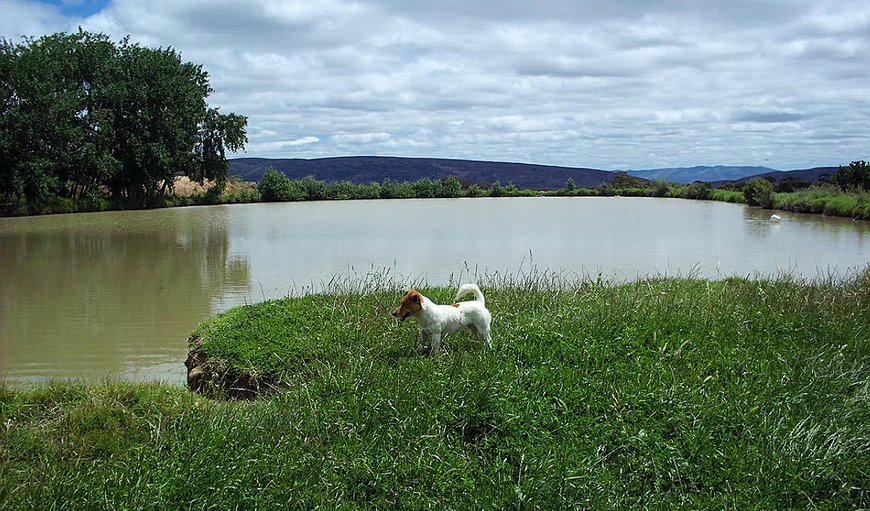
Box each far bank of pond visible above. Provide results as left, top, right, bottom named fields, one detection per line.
left=5, top=174, right=870, bottom=222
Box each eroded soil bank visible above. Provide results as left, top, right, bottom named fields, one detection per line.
left=185, top=337, right=278, bottom=399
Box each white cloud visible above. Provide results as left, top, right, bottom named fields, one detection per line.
left=331, top=132, right=392, bottom=144
left=4, top=0, right=869, bottom=169
left=286, top=136, right=320, bottom=146
left=0, top=0, right=70, bottom=38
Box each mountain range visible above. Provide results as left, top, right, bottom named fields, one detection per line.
left=626, top=165, right=776, bottom=183
left=627, top=165, right=839, bottom=183
left=229, top=156, right=615, bottom=189
left=228, top=157, right=840, bottom=189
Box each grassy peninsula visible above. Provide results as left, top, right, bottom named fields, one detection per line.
left=2, top=272, right=869, bottom=509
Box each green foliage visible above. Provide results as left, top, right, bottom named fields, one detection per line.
left=711, top=188, right=744, bottom=203
left=441, top=175, right=462, bottom=198
left=3, top=275, right=868, bottom=509
left=742, top=177, right=775, bottom=208
left=832, top=160, right=870, bottom=191
left=652, top=179, right=670, bottom=197
left=257, top=168, right=293, bottom=201
left=680, top=181, right=713, bottom=200
left=221, top=186, right=261, bottom=204
left=489, top=180, right=505, bottom=197
left=774, top=184, right=869, bottom=219
left=0, top=30, right=246, bottom=213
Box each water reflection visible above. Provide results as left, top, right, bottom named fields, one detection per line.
left=0, top=207, right=249, bottom=383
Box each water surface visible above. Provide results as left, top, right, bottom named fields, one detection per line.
left=1, top=197, right=867, bottom=384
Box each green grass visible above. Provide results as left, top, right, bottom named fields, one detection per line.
left=711, top=189, right=745, bottom=203
left=3, top=273, right=870, bottom=509
left=774, top=185, right=870, bottom=220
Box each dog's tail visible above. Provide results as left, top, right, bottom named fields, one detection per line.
left=455, top=283, right=485, bottom=305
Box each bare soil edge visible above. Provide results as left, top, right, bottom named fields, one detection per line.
left=185, top=336, right=279, bottom=400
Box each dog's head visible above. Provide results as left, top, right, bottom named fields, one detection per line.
left=392, top=289, right=423, bottom=321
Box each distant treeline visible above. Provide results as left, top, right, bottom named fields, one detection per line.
left=4, top=162, right=869, bottom=221
left=222, top=164, right=868, bottom=220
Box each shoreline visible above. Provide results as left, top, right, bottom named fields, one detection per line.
left=2, top=186, right=868, bottom=222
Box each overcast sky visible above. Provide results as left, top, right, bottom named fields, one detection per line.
left=3, top=0, right=869, bottom=169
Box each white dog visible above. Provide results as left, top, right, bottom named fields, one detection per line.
left=392, top=283, right=492, bottom=355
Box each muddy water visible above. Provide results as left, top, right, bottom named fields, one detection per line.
left=1, top=197, right=868, bottom=383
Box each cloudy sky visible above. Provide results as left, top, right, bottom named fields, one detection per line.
left=3, top=0, right=869, bottom=169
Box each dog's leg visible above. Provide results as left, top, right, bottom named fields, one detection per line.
left=430, top=331, right=443, bottom=355
left=482, top=325, right=493, bottom=349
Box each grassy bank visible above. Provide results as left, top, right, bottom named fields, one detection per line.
left=773, top=184, right=870, bottom=220
left=3, top=273, right=869, bottom=509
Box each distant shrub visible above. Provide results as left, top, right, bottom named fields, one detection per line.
left=465, top=184, right=482, bottom=197
left=822, top=195, right=859, bottom=217
left=355, top=182, right=381, bottom=200
left=742, top=177, right=774, bottom=208
left=259, top=168, right=295, bottom=201
left=412, top=178, right=440, bottom=198
left=222, top=187, right=261, bottom=203
left=681, top=181, right=713, bottom=200
left=441, top=175, right=463, bottom=198
left=326, top=181, right=359, bottom=200
left=652, top=180, right=670, bottom=197
left=712, top=189, right=744, bottom=203
left=489, top=181, right=505, bottom=197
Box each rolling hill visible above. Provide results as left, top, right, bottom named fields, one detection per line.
left=228, top=156, right=616, bottom=189
left=228, top=157, right=842, bottom=189
left=732, top=166, right=839, bottom=183
left=626, top=165, right=777, bottom=183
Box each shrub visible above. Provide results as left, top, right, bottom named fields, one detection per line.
left=822, top=195, right=859, bottom=217
left=742, top=177, right=774, bottom=208
left=681, top=181, right=713, bottom=200
left=222, top=187, right=261, bottom=204
left=489, top=181, right=505, bottom=197
left=652, top=180, right=670, bottom=197
left=712, top=189, right=744, bottom=203
left=258, top=168, right=294, bottom=201
left=441, top=175, right=463, bottom=198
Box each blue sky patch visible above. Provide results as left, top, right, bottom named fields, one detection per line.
left=33, top=0, right=110, bottom=18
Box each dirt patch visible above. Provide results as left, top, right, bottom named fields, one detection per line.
left=185, top=337, right=279, bottom=400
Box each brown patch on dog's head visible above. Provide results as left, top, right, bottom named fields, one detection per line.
left=451, top=303, right=460, bottom=308
left=392, top=289, right=423, bottom=321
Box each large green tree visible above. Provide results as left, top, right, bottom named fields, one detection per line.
left=0, top=30, right=246, bottom=210
left=832, top=160, right=870, bottom=191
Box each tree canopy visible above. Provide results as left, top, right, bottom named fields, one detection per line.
left=832, top=160, right=870, bottom=191
left=0, top=30, right=246, bottom=211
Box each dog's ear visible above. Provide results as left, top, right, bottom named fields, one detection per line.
left=410, top=291, right=421, bottom=303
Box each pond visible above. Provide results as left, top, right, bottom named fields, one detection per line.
left=1, top=197, right=868, bottom=384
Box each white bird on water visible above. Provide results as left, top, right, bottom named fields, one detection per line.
left=770, top=214, right=781, bottom=223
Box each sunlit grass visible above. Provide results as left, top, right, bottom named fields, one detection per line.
left=2, top=271, right=869, bottom=509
